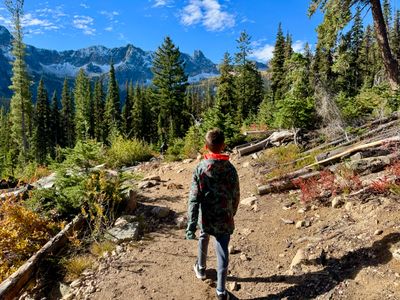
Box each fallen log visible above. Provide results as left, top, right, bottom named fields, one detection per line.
left=0, top=215, right=85, bottom=300
left=237, top=138, right=270, bottom=156
left=243, top=130, right=273, bottom=136
left=310, top=136, right=400, bottom=167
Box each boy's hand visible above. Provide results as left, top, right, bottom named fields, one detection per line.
left=185, top=230, right=196, bottom=240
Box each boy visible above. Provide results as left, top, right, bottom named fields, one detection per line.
left=186, top=128, right=240, bottom=300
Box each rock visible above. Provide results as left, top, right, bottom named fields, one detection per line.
left=290, top=249, right=306, bottom=270
left=31, top=172, right=56, bottom=189
left=121, top=189, right=137, bottom=214
left=350, top=152, right=363, bottom=161
left=251, top=153, right=259, bottom=160
left=167, top=182, right=184, bottom=190
left=105, top=222, right=140, bottom=243
left=183, top=159, right=193, bottom=164
left=295, top=220, right=306, bottom=229
left=344, top=202, right=353, bottom=211
left=114, top=215, right=138, bottom=227
left=151, top=206, right=170, bottom=218
left=374, top=229, right=383, bottom=236
left=331, top=196, right=344, bottom=208
left=392, top=249, right=400, bottom=261
left=228, top=281, right=239, bottom=291
left=240, top=253, right=250, bottom=261
left=58, top=282, right=72, bottom=299
left=138, top=180, right=157, bottom=189
left=228, top=245, right=239, bottom=254
left=115, top=245, right=123, bottom=254
left=143, top=175, right=161, bottom=182
left=70, top=279, right=82, bottom=288
left=298, top=208, right=306, bottom=214
left=61, top=293, right=75, bottom=300
left=175, top=215, right=187, bottom=229
left=281, top=218, right=295, bottom=225
left=240, top=196, right=258, bottom=206
left=243, top=162, right=250, bottom=168
left=177, top=168, right=185, bottom=174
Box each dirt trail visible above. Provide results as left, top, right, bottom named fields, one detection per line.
left=84, top=156, right=400, bottom=300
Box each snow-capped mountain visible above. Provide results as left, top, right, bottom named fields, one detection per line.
left=0, top=25, right=219, bottom=99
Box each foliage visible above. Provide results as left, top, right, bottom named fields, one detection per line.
left=107, top=135, right=153, bottom=168
left=90, top=240, right=116, bottom=257
left=15, top=161, right=51, bottom=183
left=165, top=138, right=185, bottom=161
left=293, top=170, right=336, bottom=203
left=63, top=254, right=95, bottom=281
left=182, top=125, right=203, bottom=158
left=0, top=198, right=59, bottom=281
left=104, top=62, right=121, bottom=139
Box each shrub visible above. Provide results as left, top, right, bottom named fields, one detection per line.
left=293, top=170, right=336, bottom=203
left=182, top=126, right=203, bottom=158
left=15, top=162, right=52, bottom=184
left=90, top=240, right=116, bottom=257
left=165, top=138, right=185, bottom=161
left=63, top=254, right=95, bottom=281
left=0, top=199, right=59, bottom=281
left=107, top=135, right=153, bottom=168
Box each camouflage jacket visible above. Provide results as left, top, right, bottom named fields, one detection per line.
left=186, top=153, right=240, bottom=236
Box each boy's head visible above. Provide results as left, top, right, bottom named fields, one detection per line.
left=205, top=128, right=225, bottom=153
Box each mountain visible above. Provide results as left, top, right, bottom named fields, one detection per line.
left=0, top=25, right=219, bottom=99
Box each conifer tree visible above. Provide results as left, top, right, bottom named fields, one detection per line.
left=131, top=84, right=144, bottom=140
left=104, top=62, right=121, bottom=139
left=390, top=10, right=400, bottom=62
left=152, top=36, right=188, bottom=141
left=60, top=78, right=75, bottom=148
left=270, top=23, right=286, bottom=102
left=234, top=31, right=264, bottom=121
left=6, top=0, right=33, bottom=163
left=74, top=69, right=91, bottom=141
left=122, top=81, right=133, bottom=137
left=216, top=52, right=236, bottom=115
left=284, top=33, right=293, bottom=61
left=93, top=78, right=105, bottom=143
left=50, top=91, right=61, bottom=153
left=34, top=79, right=51, bottom=164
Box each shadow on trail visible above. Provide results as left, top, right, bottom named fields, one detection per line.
left=228, top=232, right=400, bottom=300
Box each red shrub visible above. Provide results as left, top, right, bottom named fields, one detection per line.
left=370, top=177, right=391, bottom=193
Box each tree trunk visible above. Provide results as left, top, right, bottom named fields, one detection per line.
left=370, top=0, right=399, bottom=90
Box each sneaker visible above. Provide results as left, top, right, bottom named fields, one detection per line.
left=193, top=262, right=206, bottom=280
left=216, top=290, right=232, bottom=300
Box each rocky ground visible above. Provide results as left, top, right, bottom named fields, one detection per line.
left=53, top=153, right=400, bottom=300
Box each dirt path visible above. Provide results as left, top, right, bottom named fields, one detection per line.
left=82, top=156, right=400, bottom=300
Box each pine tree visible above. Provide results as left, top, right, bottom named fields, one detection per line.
left=93, top=78, right=105, bottom=143
left=104, top=62, right=121, bottom=139
left=270, top=23, right=286, bottom=102
left=216, top=52, right=236, bottom=115
left=74, top=69, right=91, bottom=141
left=390, top=10, right=400, bottom=62
left=60, top=78, right=75, bottom=148
left=152, top=36, right=188, bottom=142
left=131, top=84, right=144, bottom=140
left=284, top=33, right=293, bottom=61
left=50, top=91, right=61, bottom=154
left=6, top=0, right=33, bottom=163
left=122, top=81, right=133, bottom=137
left=383, top=0, right=392, bottom=31
left=234, top=31, right=264, bottom=121
left=34, top=79, right=51, bottom=164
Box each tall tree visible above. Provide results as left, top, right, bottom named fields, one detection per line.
left=74, top=69, right=91, bottom=141
left=6, top=0, right=33, bottom=163
left=122, top=81, right=133, bottom=137
left=60, top=78, right=75, bottom=148
left=234, top=31, right=264, bottom=121
left=33, top=79, right=51, bottom=164
left=93, top=78, right=105, bottom=143
left=50, top=91, right=61, bottom=152
left=216, top=52, right=236, bottom=115
left=309, top=0, right=399, bottom=90
left=270, top=23, right=286, bottom=102
left=152, top=36, right=188, bottom=141
left=104, top=62, right=121, bottom=139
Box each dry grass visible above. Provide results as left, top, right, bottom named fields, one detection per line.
left=90, top=240, right=116, bottom=257
left=63, top=254, right=95, bottom=281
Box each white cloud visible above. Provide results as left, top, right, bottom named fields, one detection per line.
left=73, top=15, right=96, bottom=35
left=293, top=40, right=305, bottom=53
left=105, top=26, right=113, bottom=32
left=22, top=13, right=53, bottom=27
left=153, top=0, right=168, bottom=7
left=100, top=10, right=119, bottom=21
left=80, top=3, right=90, bottom=9
left=251, top=44, right=275, bottom=62
left=180, top=0, right=235, bottom=31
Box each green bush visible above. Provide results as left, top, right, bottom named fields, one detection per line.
left=107, top=135, right=153, bottom=168
left=182, top=126, right=203, bottom=158
left=165, top=138, right=185, bottom=161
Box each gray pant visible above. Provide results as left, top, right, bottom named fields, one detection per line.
left=198, top=231, right=230, bottom=293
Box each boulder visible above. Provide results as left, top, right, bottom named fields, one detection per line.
left=346, top=156, right=391, bottom=175
left=105, top=222, right=140, bottom=243
left=240, top=196, right=258, bottom=206
left=151, top=206, right=170, bottom=218
left=114, top=215, right=138, bottom=227
left=32, top=173, right=56, bottom=189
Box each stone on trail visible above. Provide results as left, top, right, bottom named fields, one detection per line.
left=143, top=175, right=161, bottom=182
left=295, top=220, right=306, bottom=229
left=392, top=248, right=400, bottom=261
left=290, top=249, right=306, bottom=270
left=331, top=196, right=344, bottom=208
left=138, top=180, right=158, bottom=189
left=228, top=281, right=239, bottom=291
left=114, top=215, right=138, bottom=227
left=374, top=229, right=383, bottom=236
left=151, top=206, right=170, bottom=218
left=105, top=222, right=140, bottom=243
left=183, top=158, right=193, bottom=164
left=281, top=218, right=295, bottom=225
left=242, top=161, right=250, bottom=168
left=240, top=196, right=258, bottom=206
left=175, top=215, right=187, bottom=229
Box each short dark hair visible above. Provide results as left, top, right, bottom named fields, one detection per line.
left=205, top=128, right=225, bottom=152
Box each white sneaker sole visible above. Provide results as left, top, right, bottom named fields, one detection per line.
left=193, top=264, right=206, bottom=280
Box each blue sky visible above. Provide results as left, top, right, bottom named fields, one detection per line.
left=0, top=0, right=398, bottom=63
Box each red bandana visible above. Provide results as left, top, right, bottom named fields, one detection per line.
left=203, top=153, right=230, bottom=161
